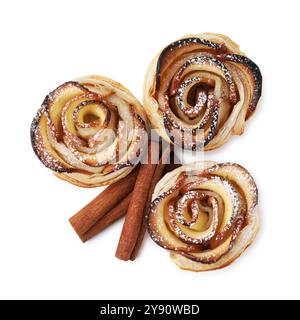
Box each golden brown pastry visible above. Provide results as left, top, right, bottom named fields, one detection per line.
left=147, top=161, right=259, bottom=271
left=31, top=75, right=147, bottom=187
left=143, top=33, right=262, bottom=150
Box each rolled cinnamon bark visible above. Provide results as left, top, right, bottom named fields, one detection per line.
left=115, top=142, right=160, bottom=261
left=69, top=151, right=181, bottom=245
left=130, top=157, right=167, bottom=260
left=80, top=193, right=132, bottom=242
left=69, top=167, right=139, bottom=239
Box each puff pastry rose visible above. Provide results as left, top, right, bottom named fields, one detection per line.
left=147, top=162, right=259, bottom=271
left=31, top=75, right=147, bottom=187
left=144, top=33, right=262, bottom=150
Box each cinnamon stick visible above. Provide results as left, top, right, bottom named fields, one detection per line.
left=130, top=158, right=167, bottom=260
left=130, top=152, right=182, bottom=259
left=80, top=193, right=132, bottom=242
left=115, top=142, right=160, bottom=261
left=69, top=167, right=139, bottom=240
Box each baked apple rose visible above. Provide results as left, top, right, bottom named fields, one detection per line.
left=31, top=75, right=147, bottom=187
left=143, top=33, right=262, bottom=150
left=147, top=162, right=259, bottom=271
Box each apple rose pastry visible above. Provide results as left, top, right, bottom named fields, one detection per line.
left=144, top=33, right=262, bottom=150
left=31, top=76, right=147, bottom=187
left=147, top=162, right=259, bottom=271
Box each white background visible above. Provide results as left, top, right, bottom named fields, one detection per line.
left=0, top=0, right=299, bottom=300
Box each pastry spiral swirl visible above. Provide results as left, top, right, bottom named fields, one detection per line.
left=147, top=162, right=259, bottom=271
left=144, top=33, right=262, bottom=150
left=31, top=75, right=147, bottom=187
